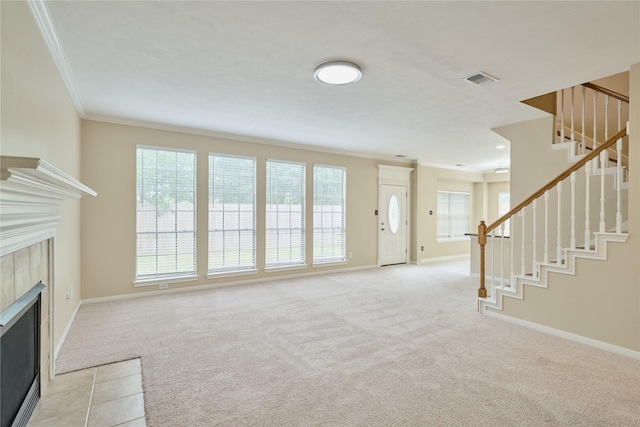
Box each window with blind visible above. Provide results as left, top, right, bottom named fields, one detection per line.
left=437, top=191, right=469, bottom=241
left=265, top=160, right=305, bottom=268
left=208, top=154, right=256, bottom=273
left=313, top=165, right=346, bottom=264
left=136, top=146, right=196, bottom=281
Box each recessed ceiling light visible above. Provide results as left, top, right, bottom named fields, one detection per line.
left=496, top=144, right=506, bottom=150
left=314, top=60, right=362, bottom=85
left=455, top=164, right=465, bottom=167
left=395, top=154, right=408, bottom=158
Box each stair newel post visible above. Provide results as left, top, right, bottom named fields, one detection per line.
left=532, top=199, right=537, bottom=278
left=585, top=161, right=591, bottom=248
left=544, top=191, right=549, bottom=264
left=570, top=172, right=576, bottom=249
left=581, top=86, right=586, bottom=155
left=557, top=181, right=563, bottom=265
left=521, top=209, right=526, bottom=276
left=478, top=221, right=487, bottom=298
left=616, top=99, right=622, bottom=233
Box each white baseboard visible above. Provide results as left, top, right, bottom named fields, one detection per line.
left=418, top=254, right=469, bottom=265
left=82, top=264, right=379, bottom=305
left=485, top=310, right=640, bottom=360
left=54, top=300, right=81, bottom=362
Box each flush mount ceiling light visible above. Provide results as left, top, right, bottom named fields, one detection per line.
left=314, top=60, right=362, bottom=85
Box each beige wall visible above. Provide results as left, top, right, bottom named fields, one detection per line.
left=488, top=68, right=640, bottom=352
left=1, top=2, right=83, bottom=352
left=415, top=165, right=486, bottom=262
left=80, top=120, right=411, bottom=299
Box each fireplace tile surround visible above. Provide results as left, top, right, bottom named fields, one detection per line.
left=1, top=240, right=51, bottom=385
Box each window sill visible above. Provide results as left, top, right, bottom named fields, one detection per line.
left=312, top=260, right=347, bottom=268
left=436, top=237, right=470, bottom=243
left=206, top=269, right=258, bottom=280
left=132, top=274, right=199, bottom=287
left=264, top=264, right=308, bottom=273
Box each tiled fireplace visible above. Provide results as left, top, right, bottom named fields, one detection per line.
left=0, top=156, right=95, bottom=427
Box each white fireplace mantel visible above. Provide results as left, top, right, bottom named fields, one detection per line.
left=0, top=156, right=96, bottom=256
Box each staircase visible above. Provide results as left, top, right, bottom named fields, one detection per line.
left=477, top=81, right=630, bottom=314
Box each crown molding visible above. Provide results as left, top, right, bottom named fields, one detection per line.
left=83, top=113, right=417, bottom=166
left=28, top=0, right=85, bottom=116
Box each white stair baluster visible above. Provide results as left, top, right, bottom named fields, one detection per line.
left=592, top=91, right=598, bottom=170
left=557, top=181, right=563, bottom=265
left=560, top=89, right=565, bottom=143
left=570, top=172, right=576, bottom=249
left=510, top=215, right=514, bottom=286
left=500, top=223, right=505, bottom=287
left=600, top=149, right=606, bottom=233
left=570, top=86, right=575, bottom=154
left=521, top=209, right=526, bottom=276
left=585, top=161, right=591, bottom=249
left=532, top=199, right=537, bottom=278
left=491, top=229, right=495, bottom=292
left=604, top=95, right=609, bottom=164
left=581, top=86, right=586, bottom=155
left=544, top=191, right=549, bottom=264
left=616, top=99, right=622, bottom=233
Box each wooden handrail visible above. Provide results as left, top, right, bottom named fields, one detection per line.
left=477, top=126, right=627, bottom=297
left=582, top=82, right=629, bottom=104
left=486, top=127, right=626, bottom=234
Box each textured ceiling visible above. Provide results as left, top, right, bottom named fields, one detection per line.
left=44, top=1, right=640, bottom=171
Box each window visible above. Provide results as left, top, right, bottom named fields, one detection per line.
left=313, top=165, right=346, bottom=264
left=266, top=160, right=305, bottom=268
left=136, top=146, right=196, bottom=282
left=437, top=191, right=469, bottom=241
left=208, top=154, right=256, bottom=274
left=498, top=191, right=511, bottom=236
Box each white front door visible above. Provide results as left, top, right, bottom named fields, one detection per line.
left=378, top=184, right=408, bottom=266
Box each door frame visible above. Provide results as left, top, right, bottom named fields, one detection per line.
left=377, top=165, right=414, bottom=266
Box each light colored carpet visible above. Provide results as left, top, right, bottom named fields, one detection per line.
left=57, top=264, right=640, bottom=426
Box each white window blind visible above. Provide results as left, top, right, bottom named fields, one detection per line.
left=437, top=191, right=469, bottom=240
left=208, top=154, right=256, bottom=273
left=313, top=165, right=346, bottom=264
left=136, top=146, right=196, bottom=281
left=265, top=160, right=305, bottom=267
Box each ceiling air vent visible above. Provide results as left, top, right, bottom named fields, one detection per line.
left=463, top=71, right=499, bottom=86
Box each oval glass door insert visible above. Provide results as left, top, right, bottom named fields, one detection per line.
left=388, top=194, right=400, bottom=234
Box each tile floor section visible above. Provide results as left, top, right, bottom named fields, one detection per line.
left=28, top=358, right=146, bottom=427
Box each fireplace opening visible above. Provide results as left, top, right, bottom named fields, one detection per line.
left=0, top=282, right=44, bottom=427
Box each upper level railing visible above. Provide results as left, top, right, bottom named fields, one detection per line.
left=477, top=127, right=628, bottom=298
left=557, top=82, right=629, bottom=169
